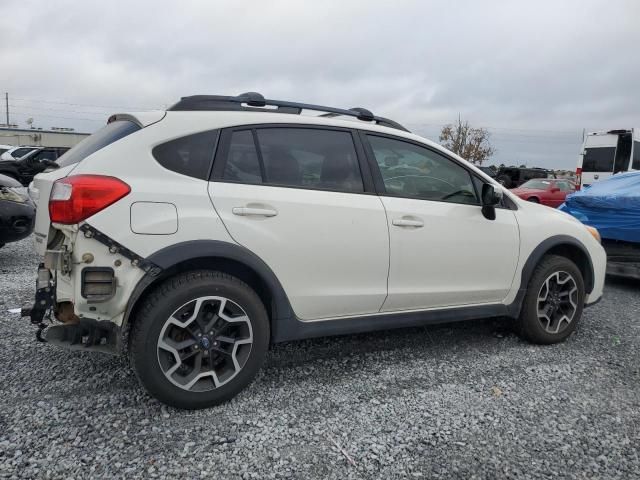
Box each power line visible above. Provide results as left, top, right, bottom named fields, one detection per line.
left=11, top=95, right=586, bottom=136
left=9, top=104, right=110, bottom=116
left=8, top=108, right=105, bottom=123
left=11, top=96, right=159, bottom=111
left=409, top=122, right=581, bottom=137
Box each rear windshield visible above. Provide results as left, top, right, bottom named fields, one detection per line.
left=582, top=147, right=615, bottom=172
left=57, top=120, right=140, bottom=168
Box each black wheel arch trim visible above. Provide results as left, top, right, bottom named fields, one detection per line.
left=505, top=234, right=595, bottom=318
left=122, top=236, right=594, bottom=345
left=122, top=240, right=296, bottom=338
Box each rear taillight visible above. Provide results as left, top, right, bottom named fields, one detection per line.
left=49, top=175, right=130, bottom=224
left=575, top=167, right=582, bottom=190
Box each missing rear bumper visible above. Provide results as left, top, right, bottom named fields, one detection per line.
left=43, top=318, right=122, bottom=355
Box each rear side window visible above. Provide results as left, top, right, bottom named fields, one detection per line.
left=582, top=147, right=615, bottom=172
left=222, top=130, right=262, bottom=183
left=58, top=120, right=140, bottom=168
left=153, top=130, right=218, bottom=180
left=256, top=128, right=364, bottom=193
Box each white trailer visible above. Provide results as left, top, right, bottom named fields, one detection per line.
left=576, top=128, right=640, bottom=188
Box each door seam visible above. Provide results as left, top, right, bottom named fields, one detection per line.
left=377, top=196, right=391, bottom=312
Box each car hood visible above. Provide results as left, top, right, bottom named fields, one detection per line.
left=510, top=187, right=546, bottom=196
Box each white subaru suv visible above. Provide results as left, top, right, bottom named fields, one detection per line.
left=25, top=93, right=606, bottom=409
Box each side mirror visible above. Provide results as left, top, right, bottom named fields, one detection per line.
left=481, top=183, right=503, bottom=206
left=481, top=183, right=503, bottom=220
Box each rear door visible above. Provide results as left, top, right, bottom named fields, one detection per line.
left=208, top=125, right=389, bottom=321
left=362, top=133, right=520, bottom=311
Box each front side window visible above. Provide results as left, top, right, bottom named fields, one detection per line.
left=32, top=150, right=57, bottom=162
left=254, top=128, right=364, bottom=193
left=152, top=130, right=218, bottom=180
left=582, top=147, right=615, bottom=172
left=367, top=135, right=479, bottom=205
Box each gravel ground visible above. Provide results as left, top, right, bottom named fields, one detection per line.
left=0, top=237, right=639, bottom=480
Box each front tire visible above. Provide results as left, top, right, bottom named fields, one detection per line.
left=130, top=270, right=269, bottom=409
left=517, top=255, right=585, bottom=344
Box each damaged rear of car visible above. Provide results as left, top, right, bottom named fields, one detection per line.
left=25, top=114, right=159, bottom=349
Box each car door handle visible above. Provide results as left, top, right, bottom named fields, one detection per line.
left=232, top=207, right=278, bottom=217
left=392, top=218, right=424, bottom=228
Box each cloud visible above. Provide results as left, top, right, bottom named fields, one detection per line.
left=1, top=0, right=638, bottom=167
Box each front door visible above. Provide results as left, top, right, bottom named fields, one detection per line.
left=209, top=126, right=389, bottom=321
left=363, top=133, right=520, bottom=311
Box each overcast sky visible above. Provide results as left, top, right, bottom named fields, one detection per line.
left=2, top=0, right=639, bottom=168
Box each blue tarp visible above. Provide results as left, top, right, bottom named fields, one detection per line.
left=559, top=171, right=640, bottom=243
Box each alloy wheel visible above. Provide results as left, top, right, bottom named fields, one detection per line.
left=536, top=271, right=579, bottom=334
left=156, top=296, right=253, bottom=392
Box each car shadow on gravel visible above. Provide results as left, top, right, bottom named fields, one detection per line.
left=266, top=316, right=517, bottom=369
left=605, top=274, right=640, bottom=291
left=18, top=316, right=517, bottom=404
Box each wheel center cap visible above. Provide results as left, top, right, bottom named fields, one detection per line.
left=200, top=337, right=211, bottom=349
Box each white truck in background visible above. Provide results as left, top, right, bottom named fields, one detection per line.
left=576, top=128, right=640, bottom=188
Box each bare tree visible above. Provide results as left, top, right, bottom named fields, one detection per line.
left=439, top=116, right=495, bottom=165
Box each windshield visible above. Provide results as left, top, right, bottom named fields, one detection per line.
left=12, top=147, right=37, bottom=158
left=520, top=179, right=552, bottom=189
left=582, top=147, right=615, bottom=172
left=57, top=120, right=141, bottom=168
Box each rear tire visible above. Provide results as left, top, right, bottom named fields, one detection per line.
left=517, top=255, right=585, bottom=344
left=129, top=270, right=269, bottom=409
left=527, top=197, right=540, bottom=203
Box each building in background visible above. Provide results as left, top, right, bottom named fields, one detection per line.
left=0, top=126, right=89, bottom=149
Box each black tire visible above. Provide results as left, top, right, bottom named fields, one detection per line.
left=129, top=270, right=269, bottom=409
left=497, top=175, right=512, bottom=188
left=527, top=197, right=540, bottom=203
left=517, top=255, right=585, bottom=344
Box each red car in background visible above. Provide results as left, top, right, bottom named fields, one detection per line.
left=510, top=178, right=576, bottom=208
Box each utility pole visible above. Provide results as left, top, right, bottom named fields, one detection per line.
left=4, top=92, right=8, bottom=126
